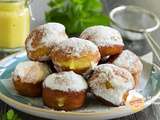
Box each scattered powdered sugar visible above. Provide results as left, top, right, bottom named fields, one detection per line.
left=13, top=61, right=51, bottom=84
left=27, top=22, right=68, bottom=51
left=113, top=50, right=143, bottom=73
left=89, top=64, right=134, bottom=105
left=43, top=71, right=88, bottom=92
left=53, top=37, right=99, bottom=57
left=80, top=25, right=124, bottom=47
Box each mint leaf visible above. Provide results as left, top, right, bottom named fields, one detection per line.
left=45, top=0, right=111, bottom=36
left=7, top=109, right=14, bottom=120
left=2, top=109, right=22, bottom=120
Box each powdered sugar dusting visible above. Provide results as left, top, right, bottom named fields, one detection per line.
left=80, top=25, right=124, bottom=47
left=27, top=23, right=68, bottom=51
left=43, top=71, right=88, bottom=92
left=89, top=64, right=134, bottom=105
left=125, top=90, right=144, bottom=110
left=13, top=61, right=51, bottom=84
left=41, top=23, right=68, bottom=47
left=113, top=50, right=143, bottom=73
left=126, top=90, right=144, bottom=102
left=43, top=23, right=66, bottom=32
left=53, top=37, right=99, bottom=57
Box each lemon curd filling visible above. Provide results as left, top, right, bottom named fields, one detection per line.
left=0, top=1, right=30, bottom=48
left=57, top=58, right=96, bottom=70
left=57, top=97, right=65, bottom=107
left=105, top=81, right=113, bottom=89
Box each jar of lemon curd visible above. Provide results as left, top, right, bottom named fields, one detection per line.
left=0, top=0, right=30, bottom=53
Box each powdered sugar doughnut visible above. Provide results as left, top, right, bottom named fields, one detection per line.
left=88, top=64, right=135, bottom=106
left=125, top=90, right=144, bottom=112
left=25, top=23, right=68, bottom=61
left=50, top=37, right=101, bottom=74
left=12, top=61, right=51, bottom=97
left=43, top=71, right=88, bottom=110
left=80, top=25, right=124, bottom=57
left=108, top=50, right=143, bottom=87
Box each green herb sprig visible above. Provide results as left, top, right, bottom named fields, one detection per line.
left=45, top=0, right=111, bottom=36
left=1, top=109, right=22, bottom=120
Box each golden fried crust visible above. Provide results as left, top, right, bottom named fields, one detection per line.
left=107, top=54, right=120, bottom=63
left=50, top=48, right=101, bottom=62
left=43, top=88, right=86, bottom=111
left=25, top=29, right=51, bottom=61
left=50, top=49, right=101, bottom=74
left=25, top=29, right=44, bottom=48
left=27, top=46, right=51, bottom=61
left=99, top=44, right=124, bottom=57
left=55, top=66, right=90, bottom=74
left=13, top=77, right=42, bottom=97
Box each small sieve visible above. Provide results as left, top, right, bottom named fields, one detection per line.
left=109, top=5, right=160, bottom=63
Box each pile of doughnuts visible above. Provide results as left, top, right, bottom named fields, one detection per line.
left=12, top=23, right=144, bottom=111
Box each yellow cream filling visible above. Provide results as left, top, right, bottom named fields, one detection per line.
left=105, top=81, right=113, bottom=89
left=57, top=98, right=65, bottom=107
left=57, top=58, right=96, bottom=70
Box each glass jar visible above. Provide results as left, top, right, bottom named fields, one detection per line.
left=0, top=0, right=30, bottom=53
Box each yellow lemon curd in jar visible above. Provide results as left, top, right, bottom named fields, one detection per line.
left=0, top=1, right=30, bottom=48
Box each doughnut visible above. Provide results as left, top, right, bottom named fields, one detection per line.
left=125, top=90, right=144, bottom=112
left=50, top=37, right=101, bottom=74
left=12, top=61, right=51, bottom=97
left=108, top=50, right=143, bottom=87
left=88, top=64, right=135, bottom=106
left=25, top=23, right=68, bottom=61
left=42, top=71, right=88, bottom=111
left=80, top=25, right=124, bottom=57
